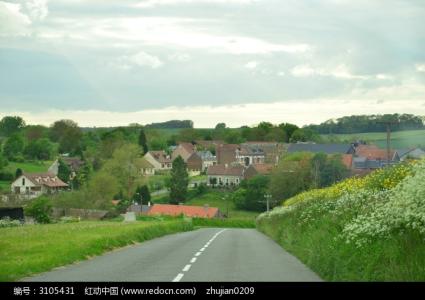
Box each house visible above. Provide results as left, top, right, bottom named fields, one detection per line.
left=287, top=143, right=356, bottom=155
left=147, top=204, right=223, bottom=219
left=216, top=144, right=239, bottom=165
left=244, top=163, right=275, bottom=179
left=11, top=172, right=68, bottom=198
left=241, top=142, right=285, bottom=165
left=207, top=163, right=245, bottom=187
left=172, top=142, right=195, bottom=161
left=143, top=151, right=173, bottom=172
left=353, top=145, right=400, bottom=169
left=236, top=144, right=266, bottom=166
left=140, top=158, right=156, bottom=175
left=186, top=152, right=203, bottom=176
left=341, top=154, right=353, bottom=169
left=48, top=156, right=84, bottom=179
left=197, top=150, right=217, bottom=171
left=396, top=148, right=425, bottom=161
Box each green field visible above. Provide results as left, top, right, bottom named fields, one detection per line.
left=322, top=129, right=425, bottom=149
left=0, top=160, right=53, bottom=193
left=0, top=220, right=193, bottom=281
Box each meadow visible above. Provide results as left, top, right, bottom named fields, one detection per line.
left=0, top=219, right=193, bottom=281
left=321, top=129, right=425, bottom=149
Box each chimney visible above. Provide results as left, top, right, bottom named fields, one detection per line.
left=148, top=201, right=151, bottom=207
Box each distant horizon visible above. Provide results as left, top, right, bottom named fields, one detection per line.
left=2, top=98, right=424, bottom=128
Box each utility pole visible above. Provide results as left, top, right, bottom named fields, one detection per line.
left=264, top=194, right=272, bottom=212
left=378, top=119, right=398, bottom=166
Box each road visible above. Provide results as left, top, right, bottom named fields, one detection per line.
left=24, top=228, right=321, bottom=282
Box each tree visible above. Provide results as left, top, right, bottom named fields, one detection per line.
left=25, top=125, right=47, bottom=142
left=168, top=156, right=189, bottom=204
left=87, top=171, right=119, bottom=210
left=0, top=148, right=8, bottom=170
left=57, top=159, right=71, bottom=183
left=72, top=160, right=92, bottom=189
left=49, top=119, right=82, bottom=154
left=15, top=168, right=23, bottom=179
left=279, top=123, right=299, bottom=142
left=138, top=128, right=148, bottom=154
left=102, top=143, right=144, bottom=199
left=235, top=175, right=270, bottom=211
left=269, top=156, right=313, bottom=201
left=0, top=116, right=25, bottom=137
left=25, top=196, right=52, bottom=224
left=3, top=134, right=24, bottom=161
left=215, top=123, right=226, bottom=130
left=132, top=185, right=151, bottom=204
left=24, top=138, right=54, bottom=160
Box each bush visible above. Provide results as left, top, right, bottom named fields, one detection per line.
left=0, top=171, right=14, bottom=181
left=0, top=217, right=22, bottom=228
left=25, top=197, right=52, bottom=224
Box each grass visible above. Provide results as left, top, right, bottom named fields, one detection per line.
left=0, top=181, right=9, bottom=192
left=321, top=129, right=425, bottom=149
left=0, top=219, right=193, bottom=281
left=257, top=213, right=425, bottom=281
left=4, top=160, right=53, bottom=174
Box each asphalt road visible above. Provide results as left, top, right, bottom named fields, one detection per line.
left=24, top=228, right=321, bottom=282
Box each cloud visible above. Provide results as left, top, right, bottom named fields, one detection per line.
left=168, top=52, right=191, bottom=62
left=135, top=0, right=258, bottom=8
left=244, top=61, right=258, bottom=69
left=25, top=0, right=48, bottom=20
left=116, top=51, right=163, bottom=69
left=416, top=64, right=425, bottom=72
left=291, top=64, right=367, bottom=79
left=0, top=1, right=32, bottom=36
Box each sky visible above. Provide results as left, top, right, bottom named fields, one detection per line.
left=0, top=0, right=425, bottom=127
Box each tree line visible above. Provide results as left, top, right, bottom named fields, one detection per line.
left=305, top=114, right=424, bottom=134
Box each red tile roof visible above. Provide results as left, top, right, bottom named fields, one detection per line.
left=148, top=151, right=172, bottom=163
left=341, top=154, right=353, bottom=169
left=356, top=145, right=396, bottom=160
left=252, top=163, right=274, bottom=174
left=147, top=204, right=219, bottom=218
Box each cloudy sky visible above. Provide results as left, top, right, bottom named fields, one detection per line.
left=1, top=0, right=425, bottom=127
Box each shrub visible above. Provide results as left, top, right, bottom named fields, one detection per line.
left=0, top=217, right=22, bottom=228
left=25, top=197, right=52, bottom=224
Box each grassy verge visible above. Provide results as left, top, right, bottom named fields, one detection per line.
left=257, top=160, right=425, bottom=281
left=193, top=217, right=255, bottom=228
left=0, top=220, right=193, bottom=281
left=257, top=213, right=425, bottom=281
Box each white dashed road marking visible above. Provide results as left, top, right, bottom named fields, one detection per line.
left=171, top=229, right=227, bottom=282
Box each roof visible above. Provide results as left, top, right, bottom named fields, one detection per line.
left=140, top=158, right=155, bottom=169
left=287, top=143, right=354, bottom=154
left=238, top=144, right=265, bottom=156
left=341, top=154, right=353, bottom=169
left=22, top=172, right=68, bottom=188
left=147, top=204, right=219, bottom=218
left=178, top=142, right=195, bottom=153
left=355, top=145, right=397, bottom=161
left=216, top=144, right=239, bottom=164
left=252, top=163, right=274, bottom=175
left=197, top=150, right=216, bottom=161
left=147, top=151, right=172, bottom=163
left=207, top=164, right=245, bottom=176
left=61, top=157, right=84, bottom=170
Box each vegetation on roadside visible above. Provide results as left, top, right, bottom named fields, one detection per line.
left=257, top=159, right=425, bottom=281
left=192, top=218, right=255, bottom=228
left=0, top=220, right=193, bottom=281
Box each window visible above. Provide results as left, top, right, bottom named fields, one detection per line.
left=22, top=178, right=25, bottom=186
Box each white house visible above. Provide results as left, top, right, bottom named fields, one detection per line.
left=207, top=164, right=246, bottom=187
left=143, top=151, right=173, bottom=172
left=11, top=173, right=68, bottom=198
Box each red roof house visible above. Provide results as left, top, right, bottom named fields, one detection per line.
left=147, top=204, right=222, bottom=219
